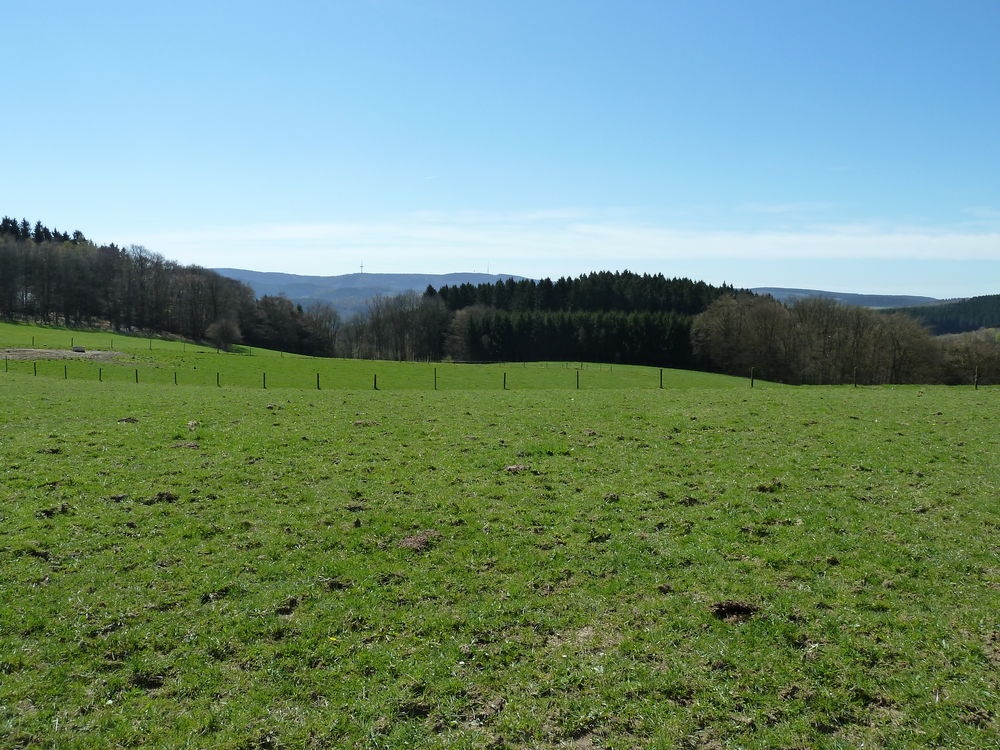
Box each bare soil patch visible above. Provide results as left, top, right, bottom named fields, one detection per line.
left=710, top=600, right=759, bottom=623
left=3, top=348, right=124, bottom=362
left=398, top=529, right=442, bottom=552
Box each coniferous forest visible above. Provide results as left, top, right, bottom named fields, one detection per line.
left=2, top=216, right=998, bottom=383
left=894, top=294, right=1000, bottom=335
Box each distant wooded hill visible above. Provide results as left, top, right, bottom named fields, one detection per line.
left=216, top=270, right=949, bottom=318
left=214, top=269, right=528, bottom=318
left=752, top=287, right=1000, bottom=335
left=893, top=294, right=1000, bottom=334
left=752, top=287, right=939, bottom=309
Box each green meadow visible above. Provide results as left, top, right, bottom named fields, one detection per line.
left=0, top=321, right=734, bottom=392
left=1, top=324, right=997, bottom=748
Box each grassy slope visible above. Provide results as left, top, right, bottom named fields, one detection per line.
left=0, top=321, right=735, bottom=391
left=1, top=324, right=998, bottom=748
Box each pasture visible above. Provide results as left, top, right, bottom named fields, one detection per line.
left=1, top=323, right=997, bottom=748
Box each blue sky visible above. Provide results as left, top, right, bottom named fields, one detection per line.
left=4, top=0, right=999, bottom=297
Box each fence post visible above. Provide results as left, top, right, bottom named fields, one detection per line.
left=316, top=373, right=321, bottom=390
left=576, top=370, right=580, bottom=389
left=99, top=367, right=102, bottom=382
left=135, top=369, right=139, bottom=384
left=434, top=367, right=437, bottom=390
left=659, top=368, right=663, bottom=389
left=64, top=364, right=67, bottom=380
left=263, top=372, right=267, bottom=389
left=174, top=371, right=178, bottom=385
left=217, top=372, right=221, bottom=387
left=373, top=374, right=378, bottom=390
left=750, top=367, right=755, bottom=388
left=34, top=362, right=37, bottom=376
left=974, top=366, right=979, bottom=390
left=503, top=372, right=507, bottom=390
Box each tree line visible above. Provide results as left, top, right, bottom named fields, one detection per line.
left=2, top=220, right=726, bottom=369
left=434, top=271, right=731, bottom=315
left=5, top=215, right=996, bottom=383
left=325, top=273, right=734, bottom=366
left=0, top=217, right=339, bottom=356
left=420, top=272, right=735, bottom=366
left=692, top=294, right=999, bottom=385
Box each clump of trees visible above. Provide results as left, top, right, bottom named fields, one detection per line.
left=692, top=294, right=999, bottom=384
left=936, top=328, right=1000, bottom=385
left=439, top=306, right=692, bottom=365
left=337, top=292, right=450, bottom=361
left=428, top=272, right=734, bottom=366
left=435, top=272, right=727, bottom=316
left=300, top=272, right=733, bottom=366
left=0, top=216, right=341, bottom=357
left=0, top=218, right=254, bottom=340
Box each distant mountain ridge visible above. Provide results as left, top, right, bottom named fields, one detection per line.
left=214, top=269, right=527, bottom=318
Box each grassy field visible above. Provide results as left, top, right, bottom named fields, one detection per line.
left=0, top=321, right=738, bottom=391
left=1, top=324, right=998, bottom=748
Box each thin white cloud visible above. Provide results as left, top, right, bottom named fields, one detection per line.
left=964, top=206, right=1000, bottom=219
left=140, top=210, right=1000, bottom=277
left=962, top=206, right=1000, bottom=228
